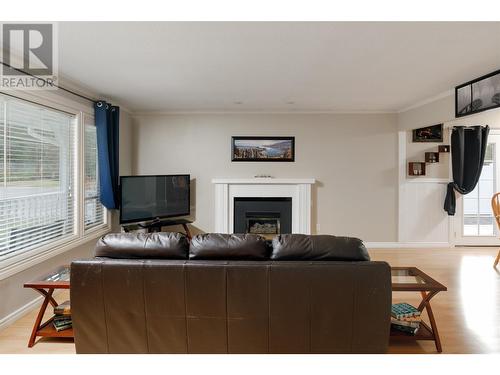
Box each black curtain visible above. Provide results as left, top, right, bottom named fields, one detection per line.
left=444, top=125, right=489, bottom=215
left=95, top=101, right=120, bottom=209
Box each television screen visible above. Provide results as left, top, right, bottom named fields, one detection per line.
left=120, top=175, right=190, bottom=223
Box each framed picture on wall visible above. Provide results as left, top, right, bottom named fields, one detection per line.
left=455, top=69, right=500, bottom=117
left=412, top=124, right=443, bottom=142
left=231, top=136, right=295, bottom=162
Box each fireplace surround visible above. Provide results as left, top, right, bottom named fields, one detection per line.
left=212, top=178, right=315, bottom=234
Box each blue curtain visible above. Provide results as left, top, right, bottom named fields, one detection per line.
left=95, top=101, right=120, bottom=209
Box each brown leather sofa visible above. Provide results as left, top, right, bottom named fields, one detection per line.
left=71, top=233, right=391, bottom=354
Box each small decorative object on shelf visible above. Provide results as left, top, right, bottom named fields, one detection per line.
left=425, top=152, right=439, bottom=163
left=408, top=162, right=426, bottom=176
left=438, top=145, right=450, bottom=153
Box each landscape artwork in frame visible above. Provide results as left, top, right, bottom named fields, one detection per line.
left=231, top=136, right=295, bottom=162
left=412, top=124, right=443, bottom=143
left=456, top=69, right=500, bottom=117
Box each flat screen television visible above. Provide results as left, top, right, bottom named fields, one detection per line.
left=119, top=175, right=190, bottom=224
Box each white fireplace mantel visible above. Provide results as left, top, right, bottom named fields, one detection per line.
left=212, top=178, right=315, bottom=234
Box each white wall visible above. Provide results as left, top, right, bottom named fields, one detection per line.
left=132, top=113, right=399, bottom=242
left=398, top=95, right=455, bottom=131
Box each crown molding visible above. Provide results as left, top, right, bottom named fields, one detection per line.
left=131, top=109, right=397, bottom=117
left=397, top=89, right=454, bottom=114
left=57, top=74, right=132, bottom=114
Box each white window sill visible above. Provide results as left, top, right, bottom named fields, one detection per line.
left=0, top=225, right=110, bottom=281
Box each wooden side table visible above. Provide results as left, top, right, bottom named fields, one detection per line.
left=390, top=266, right=447, bottom=353
left=23, top=265, right=72, bottom=347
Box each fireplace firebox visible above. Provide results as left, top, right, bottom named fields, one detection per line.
left=233, top=197, right=292, bottom=238
left=246, top=212, right=280, bottom=236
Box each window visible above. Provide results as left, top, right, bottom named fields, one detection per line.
left=0, top=95, right=77, bottom=259
left=463, top=142, right=496, bottom=236
left=84, top=116, right=105, bottom=229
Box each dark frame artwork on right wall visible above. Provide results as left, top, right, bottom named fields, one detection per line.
left=412, top=123, right=443, bottom=142
left=455, top=69, right=500, bottom=117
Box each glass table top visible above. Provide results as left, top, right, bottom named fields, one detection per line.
left=391, top=268, right=426, bottom=284
left=43, top=265, right=70, bottom=282
left=24, top=265, right=70, bottom=289
left=390, top=267, right=447, bottom=291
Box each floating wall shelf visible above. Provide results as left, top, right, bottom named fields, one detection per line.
left=425, top=152, right=439, bottom=163
left=408, top=162, right=426, bottom=176
left=408, top=144, right=450, bottom=177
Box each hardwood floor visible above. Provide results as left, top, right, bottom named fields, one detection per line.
left=0, top=247, right=499, bottom=354
left=0, top=290, right=75, bottom=354
left=371, top=247, right=500, bottom=354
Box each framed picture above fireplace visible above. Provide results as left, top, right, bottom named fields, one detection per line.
left=231, top=136, right=295, bottom=162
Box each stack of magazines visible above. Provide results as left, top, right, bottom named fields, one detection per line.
left=53, top=300, right=72, bottom=332
left=391, top=302, right=421, bottom=334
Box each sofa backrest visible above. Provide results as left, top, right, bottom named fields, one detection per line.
left=189, top=233, right=268, bottom=260
left=95, top=232, right=189, bottom=259
left=70, top=259, right=391, bottom=354
left=271, top=234, right=370, bottom=261
left=93, top=232, right=370, bottom=262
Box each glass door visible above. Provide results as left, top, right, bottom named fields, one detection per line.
left=455, top=133, right=500, bottom=245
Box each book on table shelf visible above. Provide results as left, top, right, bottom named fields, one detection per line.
left=53, top=300, right=72, bottom=331
left=391, top=303, right=421, bottom=335
left=391, top=317, right=420, bottom=328
left=53, top=300, right=71, bottom=316
left=391, top=302, right=421, bottom=319
left=391, top=323, right=420, bottom=335
left=53, top=322, right=72, bottom=332
left=53, top=318, right=72, bottom=332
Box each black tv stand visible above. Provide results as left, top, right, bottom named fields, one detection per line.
left=123, top=218, right=193, bottom=240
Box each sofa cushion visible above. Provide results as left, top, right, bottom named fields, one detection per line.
left=94, top=232, right=189, bottom=259
left=271, top=234, right=370, bottom=261
left=189, top=233, right=268, bottom=260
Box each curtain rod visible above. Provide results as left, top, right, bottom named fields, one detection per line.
left=0, top=61, right=97, bottom=104
left=452, top=125, right=489, bottom=130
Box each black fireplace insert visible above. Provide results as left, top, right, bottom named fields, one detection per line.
left=233, top=197, right=292, bottom=237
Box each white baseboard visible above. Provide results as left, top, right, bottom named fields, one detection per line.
left=365, top=242, right=451, bottom=249
left=0, top=296, right=42, bottom=332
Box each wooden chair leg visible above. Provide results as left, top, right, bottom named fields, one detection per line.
left=494, top=250, right=500, bottom=268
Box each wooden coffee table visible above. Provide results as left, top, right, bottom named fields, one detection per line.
left=390, top=267, right=447, bottom=353
left=23, top=265, right=72, bottom=347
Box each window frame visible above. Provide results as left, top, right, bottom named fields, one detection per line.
left=0, top=89, right=111, bottom=280
left=82, top=113, right=108, bottom=233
